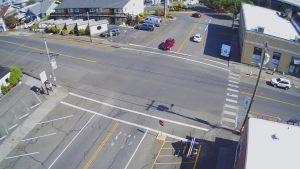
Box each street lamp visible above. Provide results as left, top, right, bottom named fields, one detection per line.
left=42, top=31, right=57, bottom=86
left=124, top=30, right=128, bottom=45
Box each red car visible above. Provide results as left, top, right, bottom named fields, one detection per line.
left=162, top=38, right=175, bottom=50
left=192, top=13, right=201, bottom=18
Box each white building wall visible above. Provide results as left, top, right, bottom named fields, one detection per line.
left=77, top=24, right=88, bottom=30
left=124, top=0, right=144, bottom=15
left=90, top=24, right=107, bottom=36
left=0, top=72, right=10, bottom=87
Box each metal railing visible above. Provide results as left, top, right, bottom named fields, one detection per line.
left=51, top=13, right=128, bottom=18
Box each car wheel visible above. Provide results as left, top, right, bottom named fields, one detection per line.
left=285, top=87, right=289, bottom=90
left=274, top=84, right=277, bottom=88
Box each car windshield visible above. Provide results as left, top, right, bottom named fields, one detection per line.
left=276, top=78, right=281, bottom=82
left=165, top=41, right=171, bottom=44
left=195, top=36, right=200, bottom=38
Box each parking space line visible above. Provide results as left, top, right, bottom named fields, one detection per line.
left=155, top=161, right=195, bottom=165
left=125, top=129, right=148, bottom=169
left=0, top=135, right=7, bottom=141
left=19, top=113, right=29, bottom=120
left=193, top=145, right=202, bottom=169
left=177, top=18, right=202, bottom=52
left=5, top=152, right=39, bottom=160
left=239, top=108, right=278, bottom=118
left=84, top=123, right=119, bottom=169
left=38, top=115, right=73, bottom=124
left=146, top=33, right=161, bottom=46
left=21, top=133, right=57, bottom=142
left=151, top=141, right=165, bottom=169
left=240, top=91, right=300, bottom=107
left=8, top=124, right=18, bottom=130
left=48, top=114, right=95, bottom=169
left=32, top=91, right=42, bottom=103
left=30, top=103, right=40, bottom=109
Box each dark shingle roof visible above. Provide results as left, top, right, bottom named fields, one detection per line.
left=0, top=66, right=10, bottom=79
left=55, top=0, right=130, bottom=9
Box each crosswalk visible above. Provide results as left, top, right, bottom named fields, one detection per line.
left=221, top=72, right=240, bottom=130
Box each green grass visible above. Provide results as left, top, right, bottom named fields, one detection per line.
left=170, top=1, right=184, bottom=5
left=144, top=11, right=156, bottom=15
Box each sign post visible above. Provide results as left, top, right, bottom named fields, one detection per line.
left=39, top=70, right=48, bottom=95
left=159, top=120, right=164, bottom=134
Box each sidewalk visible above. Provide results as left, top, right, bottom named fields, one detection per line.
left=0, top=74, right=68, bottom=163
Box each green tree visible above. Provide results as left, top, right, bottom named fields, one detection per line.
left=1, top=85, right=8, bottom=95
left=77, top=29, right=85, bottom=36
left=27, top=0, right=35, bottom=6
left=279, top=2, right=286, bottom=12
left=4, top=16, right=18, bottom=28
left=70, top=29, right=75, bottom=34
left=62, top=29, right=68, bottom=35
left=264, top=0, right=271, bottom=8
left=155, top=9, right=164, bottom=16
left=8, top=67, right=23, bottom=85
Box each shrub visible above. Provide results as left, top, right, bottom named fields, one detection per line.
left=4, top=16, right=18, bottom=28
left=166, top=14, right=172, bottom=18
left=70, top=29, right=75, bottom=34
left=138, top=17, right=143, bottom=23
left=139, top=13, right=144, bottom=17
left=182, top=5, right=186, bottom=8
left=77, top=29, right=85, bottom=36
left=8, top=67, right=23, bottom=85
left=1, top=85, right=8, bottom=95
left=24, top=20, right=30, bottom=23
left=169, top=8, right=174, bottom=11
left=155, top=9, right=164, bottom=16
left=170, top=16, right=174, bottom=19
left=62, top=29, right=68, bottom=35
left=51, top=27, right=60, bottom=33
left=29, top=23, right=39, bottom=30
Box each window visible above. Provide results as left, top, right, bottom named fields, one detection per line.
left=99, top=17, right=103, bottom=20
left=116, top=18, right=122, bottom=22
left=56, top=9, right=59, bottom=13
left=69, top=16, right=73, bottom=20
left=116, top=8, right=121, bottom=13
left=90, top=16, right=95, bottom=20
left=68, top=8, right=73, bottom=12
left=271, top=52, right=281, bottom=68
left=98, top=8, right=102, bottom=12
left=89, top=8, right=95, bottom=12
left=75, top=8, right=79, bottom=12
left=252, top=47, right=262, bottom=64
left=57, top=17, right=60, bottom=19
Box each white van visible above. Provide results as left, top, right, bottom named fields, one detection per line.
left=143, top=16, right=161, bottom=27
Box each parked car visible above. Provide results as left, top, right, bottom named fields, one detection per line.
left=101, top=28, right=120, bottom=37
left=192, top=13, right=201, bottom=18
left=136, top=24, right=154, bottom=31
left=162, top=38, right=175, bottom=50
left=143, top=16, right=161, bottom=27
left=193, top=34, right=202, bottom=42
left=270, top=78, right=291, bottom=90
left=288, top=118, right=300, bottom=124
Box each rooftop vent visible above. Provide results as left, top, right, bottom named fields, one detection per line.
left=257, top=26, right=264, bottom=33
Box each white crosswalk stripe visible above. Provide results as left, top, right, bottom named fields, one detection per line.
left=226, top=98, right=237, bottom=103
left=224, top=110, right=236, bottom=116
left=227, top=93, right=238, bottom=98
left=222, top=117, right=236, bottom=123
left=227, top=88, right=238, bottom=92
left=225, top=104, right=238, bottom=109
left=229, top=76, right=238, bottom=80
left=228, top=84, right=239, bottom=88
left=229, top=80, right=239, bottom=84
left=229, top=73, right=241, bottom=77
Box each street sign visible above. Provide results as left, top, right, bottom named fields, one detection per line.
left=159, top=120, right=164, bottom=126
left=51, top=58, right=57, bottom=69
left=243, top=96, right=251, bottom=110
left=39, top=69, right=47, bottom=83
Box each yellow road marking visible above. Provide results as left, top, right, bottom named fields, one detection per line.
left=239, top=108, right=278, bottom=119
left=151, top=141, right=165, bottom=169
left=193, top=145, right=202, bottom=169
left=146, top=32, right=161, bottom=46
left=240, top=73, right=270, bottom=82
left=83, top=123, right=119, bottom=169
left=164, top=140, right=182, bottom=142
left=240, top=91, right=300, bottom=107
left=0, top=40, right=97, bottom=63
left=239, top=80, right=273, bottom=89
left=177, top=18, right=202, bottom=52
left=155, top=161, right=195, bottom=165
left=161, top=147, right=184, bottom=149
left=158, top=155, right=177, bottom=157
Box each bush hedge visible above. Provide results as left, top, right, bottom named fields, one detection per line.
left=61, top=29, right=68, bottom=35
left=77, top=29, right=85, bottom=36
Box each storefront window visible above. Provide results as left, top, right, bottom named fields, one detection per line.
left=252, top=47, right=262, bottom=64
left=289, top=57, right=300, bottom=74
left=271, top=52, right=281, bottom=68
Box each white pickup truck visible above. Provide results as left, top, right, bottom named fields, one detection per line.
left=220, top=44, right=231, bottom=57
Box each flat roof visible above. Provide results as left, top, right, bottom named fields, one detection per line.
left=243, top=3, right=299, bottom=40
left=246, top=118, right=300, bottom=169
left=278, top=0, right=300, bottom=8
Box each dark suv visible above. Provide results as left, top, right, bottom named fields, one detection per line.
left=136, top=24, right=154, bottom=31
left=101, top=28, right=120, bottom=37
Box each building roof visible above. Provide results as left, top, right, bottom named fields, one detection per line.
left=28, top=0, right=55, bottom=15
left=246, top=118, right=300, bottom=169
left=278, top=0, right=300, bottom=8
left=89, top=19, right=109, bottom=27
left=0, top=5, right=10, bottom=17
left=0, top=66, right=10, bottom=79
left=242, top=3, right=299, bottom=41
left=55, top=0, right=130, bottom=9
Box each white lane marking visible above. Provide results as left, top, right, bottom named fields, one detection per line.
left=23, top=100, right=30, bottom=111
left=224, top=111, right=236, bottom=116
left=5, top=152, right=39, bottom=159
left=68, top=93, right=208, bottom=131
left=229, top=76, right=238, bottom=80
left=124, top=129, right=148, bottom=169
left=227, top=93, right=238, bottom=98
left=21, top=133, right=57, bottom=142
left=19, top=113, right=29, bottom=120
left=227, top=88, right=238, bottom=93
left=225, top=104, right=237, bottom=109
left=0, top=135, right=7, bottom=141
left=8, top=124, right=18, bottom=130
left=32, top=91, right=42, bottom=103
left=38, top=115, right=74, bottom=124
left=30, top=103, right=40, bottom=109
left=48, top=114, right=95, bottom=169
left=229, top=73, right=240, bottom=77
left=226, top=98, right=237, bottom=103
left=229, top=80, right=239, bottom=84
left=222, top=117, right=235, bottom=123
left=228, top=84, right=239, bottom=88
left=61, top=101, right=188, bottom=141
left=122, top=48, right=229, bottom=70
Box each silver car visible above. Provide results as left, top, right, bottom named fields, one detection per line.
left=270, top=78, right=291, bottom=90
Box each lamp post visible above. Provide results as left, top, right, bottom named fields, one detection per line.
left=240, top=41, right=269, bottom=132
left=87, top=12, right=92, bottom=42
left=42, top=32, right=57, bottom=86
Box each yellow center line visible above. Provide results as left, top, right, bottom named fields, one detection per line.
left=161, top=147, right=184, bottom=149
left=177, top=18, right=202, bottom=52
left=0, top=40, right=97, bottom=63
left=155, top=161, right=195, bottom=165
left=158, top=155, right=177, bottom=157
left=151, top=141, right=165, bottom=169
left=240, top=91, right=300, bottom=107
left=83, top=123, right=119, bottom=169
left=146, top=32, right=161, bottom=46
left=164, top=140, right=182, bottom=142
left=240, top=73, right=270, bottom=82
left=193, top=145, right=202, bottom=169
left=239, top=108, right=278, bottom=119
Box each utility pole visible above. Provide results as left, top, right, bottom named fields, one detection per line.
left=240, top=41, right=269, bottom=132
left=42, top=32, right=57, bottom=86
left=164, top=0, right=166, bottom=18
left=87, top=12, right=92, bottom=42
left=232, top=0, right=237, bottom=30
